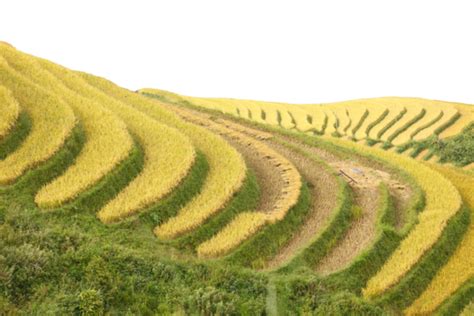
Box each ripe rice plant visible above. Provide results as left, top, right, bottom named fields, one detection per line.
left=0, top=46, right=134, bottom=208
left=407, top=109, right=443, bottom=140
left=153, top=112, right=251, bottom=239
left=404, top=165, right=474, bottom=316
left=386, top=108, right=426, bottom=145
left=414, top=107, right=460, bottom=141
left=81, top=85, right=247, bottom=237
left=197, top=212, right=268, bottom=258
left=34, top=61, right=196, bottom=222
left=0, top=56, right=76, bottom=185
left=349, top=108, right=369, bottom=139
left=376, top=107, right=407, bottom=140
left=291, top=106, right=327, bottom=134
left=364, top=108, right=390, bottom=140
left=155, top=93, right=471, bottom=149
left=0, top=85, right=19, bottom=140
left=342, top=109, right=352, bottom=134
left=438, top=103, right=474, bottom=138
left=216, top=118, right=273, bottom=140
left=380, top=107, right=425, bottom=143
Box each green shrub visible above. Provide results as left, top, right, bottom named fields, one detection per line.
left=313, top=291, right=386, bottom=316
left=185, top=286, right=238, bottom=316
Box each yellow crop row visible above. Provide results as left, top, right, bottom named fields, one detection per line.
left=0, top=45, right=134, bottom=208
left=346, top=107, right=368, bottom=138
left=139, top=88, right=184, bottom=104
left=169, top=94, right=469, bottom=145
left=317, top=137, right=462, bottom=298
left=197, top=212, right=268, bottom=258
left=438, top=103, right=474, bottom=138
left=400, top=109, right=441, bottom=143
left=354, top=107, right=386, bottom=140
left=0, top=85, right=19, bottom=140
left=195, top=122, right=302, bottom=258
left=32, top=61, right=196, bottom=222
left=153, top=109, right=248, bottom=239
left=380, top=105, right=424, bottom=143
left=405, top=165, right=474, bottom=316
left=290, top=106, right=326, bottom=133
left=82, top=85, right=247, bottom=238
left=215, top=117, right=273, bottom=140
left=0, top=55, right=76, bottom=185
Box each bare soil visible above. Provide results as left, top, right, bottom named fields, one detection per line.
left=315, top=186, right=379, bottom=275
left=221, top=135, right=285, bottom=213
left=263, top=140, right=339, bottom=269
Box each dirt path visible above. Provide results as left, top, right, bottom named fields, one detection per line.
left=264, top=140, right=339, bottom=269
left=265, top=278, right=278, bottom=316
left=221, top=135, right=284, bottom=212
left=315, top=185, right=379, bottom=275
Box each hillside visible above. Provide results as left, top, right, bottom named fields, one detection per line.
left=1, top=43, right=473, bottom=315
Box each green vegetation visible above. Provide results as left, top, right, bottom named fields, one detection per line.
left=0, top=112, right=31, bottom=160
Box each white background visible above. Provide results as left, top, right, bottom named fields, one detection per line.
left=1, top=0, right=473, bottom=104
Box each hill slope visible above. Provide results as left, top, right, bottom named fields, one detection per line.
left=0, top=43, right=473, bottom=315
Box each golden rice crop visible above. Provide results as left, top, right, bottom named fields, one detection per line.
left=438, top=103, right=473, bottom=139
left=333, top=107, right=351, bottom=135
left=0, top=56, right=76, bottom=184
left=347, top=107, right=369, bottom=138
left=387, top=108, right=427, bottom=146
left=291, top=105, right=326, bottom=133
left=404, top=165, right=474, bottom=316
left=0, top=45, right=133, bottom=208
left=289, top=110, right=313, bottom=132
left=216, top=118, right=273, bottom=140
left=153, top=110, right=248, bottom=239
left=398, top=108, right=442, bottom=144
left=379, top=106, right=424, bottom=143
left=353, top=107, right=386, bottom=140
left=34, top=62, right=195, bottom=222
left=161, top=93, right=470, bottom=143
left=79, top=85, right=247, bottom=238
left=414, top=107, right=461, bottom=141
left=260, top=108, right=281, bottom=127
left=182, top=95, right=238, bottom=116
left=320, top=137, right=462, bottom=298
left=0, top=85, right=19, bottom=140
left=196, top=124, right=301, bottom=258
left=197, top=212, right=268, bottom=258
left=320, top=110, right=336, bottom=136
left=139, top=88, right=184, bottom=104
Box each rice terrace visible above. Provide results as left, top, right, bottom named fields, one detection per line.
left=1, top=42, right=474, bottom=315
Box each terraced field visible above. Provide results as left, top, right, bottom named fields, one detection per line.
left=1, top=43, right=473, bottom=315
